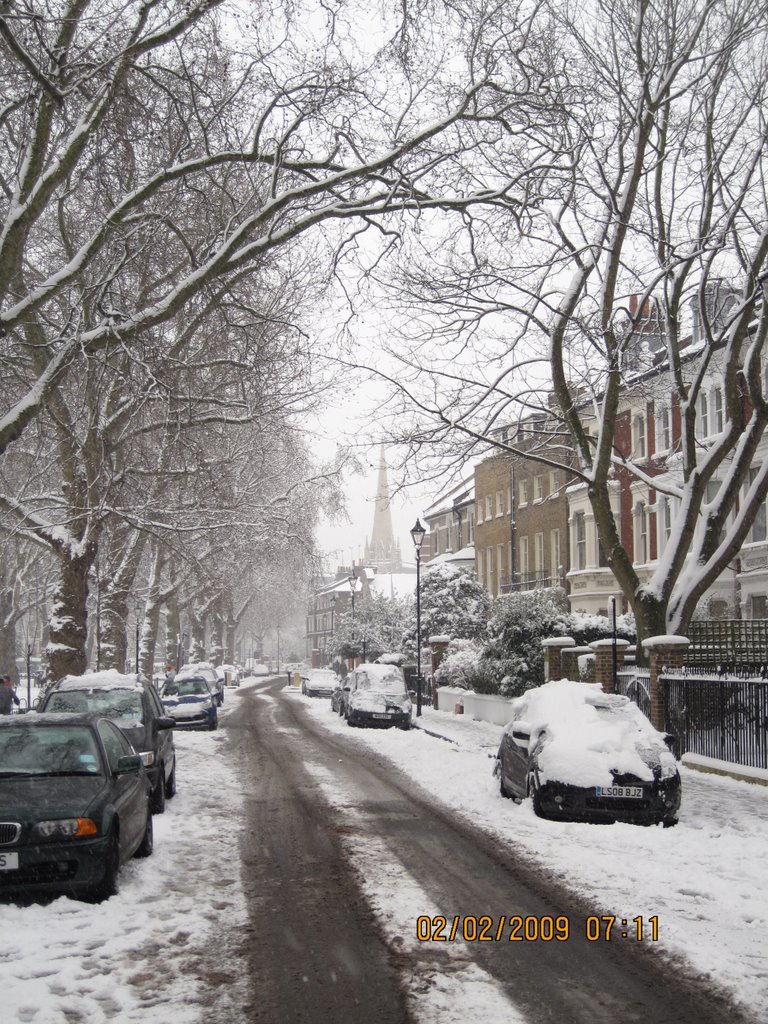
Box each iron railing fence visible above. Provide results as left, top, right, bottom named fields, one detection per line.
left=661, top=672, right=768, bottom=768
left=616, top=669, right=651, bottom=719
left=617, top=667, right=768, bottom=768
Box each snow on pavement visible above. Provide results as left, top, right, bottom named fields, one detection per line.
left=0, top=700, right=250, bottom=1024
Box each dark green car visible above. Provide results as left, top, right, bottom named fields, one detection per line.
left=0, top=714, right=153, bottom=902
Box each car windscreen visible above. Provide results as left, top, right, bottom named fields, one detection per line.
left=163, top=678, right=210, bottom=697
left=0, top=725, right=103, bottom=777
left=355, top=674, right=406, bottom=694
left=45, top=688, right=144, bottom=723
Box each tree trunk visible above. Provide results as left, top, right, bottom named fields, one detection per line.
left=632, top=592, right=671, bottom=667
left=0, top=586, right=17, bottom=684
left=100, top=591, right=130, bottom=672
left=45, top=544, right=96, bottom=681
left=140, top=545, right=165, bottom=678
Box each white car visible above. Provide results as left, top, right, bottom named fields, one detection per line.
left=343, top=663, right=412, bottom=730
left=301, top=669, right=338, bottom=698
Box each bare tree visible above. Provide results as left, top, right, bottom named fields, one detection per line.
left=372, top=0, right=768, bottom=646
left=0, top=0, right=557, bottom=676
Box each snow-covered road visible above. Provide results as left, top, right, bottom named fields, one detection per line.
left=1, top=678, right=766, bottom=1023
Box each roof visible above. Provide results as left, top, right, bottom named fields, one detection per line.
left=426, top=545, right=475, bottom=568
left=367, top=572, right=417, bottom=600
left=424, top=473, right=475, bottom=518
left=56, top=670, right=145, bottom=692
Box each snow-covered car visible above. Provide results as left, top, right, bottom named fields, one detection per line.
left=160, top=676, right=218, bottom=731
left=39, top=670, right=177, bottom=815
left=216, top=664, right=240, bottom=688
left=343, top=664, right=412, bottom=729
left=494, top=680, right=681, bottom=826
left=176, top=662, right=223, bottom=706
left=301, top=669, right=338, bottom=698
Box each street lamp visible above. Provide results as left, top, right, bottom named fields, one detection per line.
left=348, top=574, right=356, bottom=665
left=410, top=518, right=426, bottom=717
left=134, top=599, right=142, bottom=678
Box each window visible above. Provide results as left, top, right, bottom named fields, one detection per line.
left=697, top=390, right=709, bottom=438
left=518, top=479, right=529, bottom=506
left=712, top=388, right=724, bottom=433
left=656, top=403, right=671, bottom=451
left=633, top=414, right=646, bottom=458
left=533, top=475, right=545, bottom=501
left=550, top=529, right=561, bottom=577
left=549, top=469, right=561, bottom=496
left=497, top=544, right=505, bottom=578
left=485, top=495, right=493, bottom=521
left=534, top=532, right=545, bottom=572
left=519, top=536, right=529, bottom=575
left=747, top=468, right=767, bottom=543
left=659, top=496, right=673, bottom=547
left=574, top=512, right=586, bottom=570
left=467, top=509, right=475, bottom=544
left=634, top=502, right=648, bottom=563
left=496, top=490, right=504, bottom=517
left=486, top=547, right=494, bottom=586
left=476, top=500, right=483, bottom=525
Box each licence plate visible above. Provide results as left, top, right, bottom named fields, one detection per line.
left=372, top=713, right=393, bottom=719
left=0, top=852, right=19, bottom=870
left=596, top=786, right=643, bottom=799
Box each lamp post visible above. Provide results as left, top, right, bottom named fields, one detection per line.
left=348, top=574, right=356, bottom=665
left=410, top=518, right=426, bottom=717
left=134, top=600, right=142, bottom=678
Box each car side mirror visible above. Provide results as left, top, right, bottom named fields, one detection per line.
left=115, top=753, right=142, bottom=774
left=156, top=716, right=176, bottom=730
left=662, top=732, right=676, bottom=751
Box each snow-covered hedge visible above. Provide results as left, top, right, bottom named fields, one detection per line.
left=475, top=589, right=635, bottom=697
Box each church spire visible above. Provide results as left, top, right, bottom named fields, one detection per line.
left=365, top=446, right=402, bottom=571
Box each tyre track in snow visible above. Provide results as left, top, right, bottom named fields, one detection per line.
left=231, top=680, right=757, bottom=1024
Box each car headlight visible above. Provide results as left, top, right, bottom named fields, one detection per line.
left=32, top=818, right=99, bottom=839
left=659, top=758, right=679, bottom=780
left=140, top=751, right=155, bottom=767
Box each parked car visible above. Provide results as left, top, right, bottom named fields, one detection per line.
left=176, top=662, right=223, bottom=706
left=342, top=664, right=412, bottom=729
left=0, top=714, right=153, bottom=902
left=301, top=669, right=338, bottom=698
left=160, top=676, right=218, bottom=731
left=217, top=664, right=240, bottom=687
left=39, top=671, right=176, bottom=815
left=494, top=680, right=681, bottom=826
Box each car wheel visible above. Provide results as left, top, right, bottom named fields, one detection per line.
left=164, top=761, right=177, bottom=799
left=208, top=714, right=218, bottom=731
left=499, top=773, right=511, bottom=799
left=661, top=817, right=678, bottom=828
left=150, top=773, right=166, bottom=815
left=400, top=720, right=411, bottom=731
left=89, top=826, right=120, bottom=902
left=134, top=813, right=154, bottom=858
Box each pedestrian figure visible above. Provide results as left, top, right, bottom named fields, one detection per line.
left=0, top=675, right=20, bottom=715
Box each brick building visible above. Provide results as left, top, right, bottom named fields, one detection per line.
left=474, top=416, right=576, bottom=599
